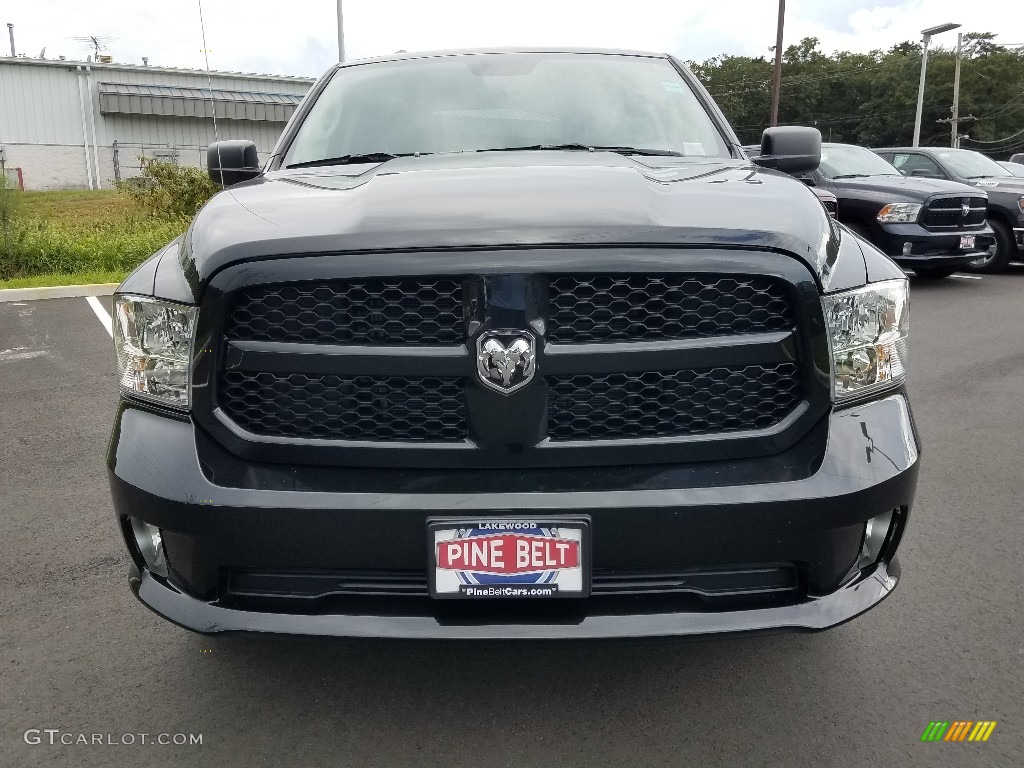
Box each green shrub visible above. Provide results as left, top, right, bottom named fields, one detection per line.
left=120, top=158, right=218, bottom=219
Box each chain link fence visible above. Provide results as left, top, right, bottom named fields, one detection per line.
left=112, top=141, right=208, bottom=183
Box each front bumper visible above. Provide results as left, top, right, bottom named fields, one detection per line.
left=128, top=558, right=901, bottom=639
left=872, top=223, right=994, bottom=267
left=108, top=393, right=920, bottom=639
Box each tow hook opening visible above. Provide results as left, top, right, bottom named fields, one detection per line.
left=129, top=517, right=169, bottom=578
left=858, top=507, right=905, bottom=570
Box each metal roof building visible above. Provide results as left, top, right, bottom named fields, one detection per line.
left=0, top=57, right=314, bottom=190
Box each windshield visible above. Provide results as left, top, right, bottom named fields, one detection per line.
left=934, top=149, right=1012, bottom=178
left=999, top=162, right=1024, bottom=178
left=818, top=145, right=900, bottom=178
left=285, top=53, right=730, bottom=166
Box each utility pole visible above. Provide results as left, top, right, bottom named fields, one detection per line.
left=951, top=32, right=962, bottom=148
left=769, top=0, right=785, bottom=127
left=336, top=0, right=345, bottom=63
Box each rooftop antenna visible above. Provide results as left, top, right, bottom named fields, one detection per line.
left=71, top=35, right=114, bottom=61
left=197, top=0, right=222, bottom=176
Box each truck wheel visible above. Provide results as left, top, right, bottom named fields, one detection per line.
left=913, top=266, right=957, bottom=279
left=964, top=219, right=1014, bottom=273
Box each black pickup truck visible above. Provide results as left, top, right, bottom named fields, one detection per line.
left=108, top=49, right=918, bottom=640
left=747, top=142, right=995, bottom=279
left=873, top=147, right=1024, bottom=273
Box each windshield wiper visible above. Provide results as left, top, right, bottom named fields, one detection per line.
left=473, top=144, right=684, bottom=157
left=831, top=174, right=897, bottom=180
left=287, top=152, right=413, bottom=169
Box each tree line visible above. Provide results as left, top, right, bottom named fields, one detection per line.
left=689, top=34, right=1024, bottom=157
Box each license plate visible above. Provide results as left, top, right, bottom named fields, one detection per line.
left=960, top=235, right=976, bottom=249
left=428, top=518, right=590, bottom=599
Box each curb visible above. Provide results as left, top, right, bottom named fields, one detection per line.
left=0, top=283, right=120, bottom=303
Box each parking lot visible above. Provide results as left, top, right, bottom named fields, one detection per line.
left=1, top=270, right=1022, bottom=768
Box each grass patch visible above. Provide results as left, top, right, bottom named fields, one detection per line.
left=0, top=189, right=185, bottom=281
left=17, top=189, right=139, bottom=222
left=0, top=270, right=128, bottom=290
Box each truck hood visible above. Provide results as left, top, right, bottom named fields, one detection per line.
left=181, top=152, right=836, bottom=284
left=831, top=173, right=982, bottom=200
left=967, top=176, right=1024, bottom=194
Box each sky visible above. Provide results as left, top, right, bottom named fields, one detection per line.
left=3, top=0, right=1022, bottom=79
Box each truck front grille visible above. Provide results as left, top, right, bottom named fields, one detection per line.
left=920, top=196, right=987, bottom=229
left=220, top=371, right=467, bottom=442
left=201, top=254, right=827, bottom=468
left=226, top=278, right=465, bottom=346
left=548, top=363, right=801, bottom=441
left=547, top=274, right=793, bottom=343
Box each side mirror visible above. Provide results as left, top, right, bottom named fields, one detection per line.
left=752, top=126, right=822, bottom=174
left=908, top=168, right=936, bottom=178
left=207, top=140, right=261, bottom=187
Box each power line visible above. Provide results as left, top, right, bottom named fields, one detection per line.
left=729, top=105, right=948, bottom=131
left=963, top=125, right=1024, bottom=144
left=708, top=59, right=896, bottom=91
left=975, top=92, right=1024, bottom=120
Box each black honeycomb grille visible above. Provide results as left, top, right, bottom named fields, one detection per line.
left=547, top=275, right=795, bottom=343
left=547, top=363, right=801, bottom=441
left=920, top=197, right=987, bottom=229
left=225, top=279, right=464, bottom=345
left=220, top=372, right=467, bottom=442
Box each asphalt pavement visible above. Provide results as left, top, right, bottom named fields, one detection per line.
left=1, top=273, right=1022, bottom=768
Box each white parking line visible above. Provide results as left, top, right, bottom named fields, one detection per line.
left=86, top=296, right=113, bottom=338
left=0, top=347, right=49, bottom=363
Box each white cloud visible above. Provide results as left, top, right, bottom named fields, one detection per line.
left=4, top=0, right=1020, bottom=78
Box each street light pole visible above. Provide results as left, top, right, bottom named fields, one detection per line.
left=913, top=22, right=960, bottom=147
left=951, top=32, right=963, bottom=148
left=769, top=0, right=786, bottom=127
left=911, top=36, right=931, bottom=147
left=337, top=0, right=345, bottom=63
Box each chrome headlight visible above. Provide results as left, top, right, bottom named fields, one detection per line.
left=113, top=295, right=197, bottom=409
left=822, top=279, right=909, bottom=402
left=876, top=203, right=921, bottom=223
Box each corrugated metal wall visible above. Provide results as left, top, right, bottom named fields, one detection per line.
left=0, top=61, right=87, bottom=145
left=0, top=58, right=314, bottom=189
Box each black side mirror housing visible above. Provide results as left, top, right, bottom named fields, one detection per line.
left=908, top=168, right=936, bottom=178
left=752, top=126, right=822, bottom=174
left=207, top=140, right=261, bottom=186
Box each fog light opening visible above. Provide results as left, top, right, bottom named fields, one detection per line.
left=859, top=509, right=895, bottom=570
left=131, top=518, right=168, bottom=578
